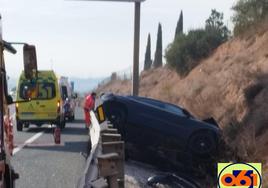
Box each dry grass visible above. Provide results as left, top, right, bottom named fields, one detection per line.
left=264, top=161, right=268, bottom=187
left=96, top=27, right=268, bottom=183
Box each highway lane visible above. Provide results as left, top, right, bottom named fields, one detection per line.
left=10, top=107, right=89, bottom=188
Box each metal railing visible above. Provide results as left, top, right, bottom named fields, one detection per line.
left=78, top=111, right=124, bottom=188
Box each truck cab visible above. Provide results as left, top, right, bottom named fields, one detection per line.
left=0, top=14, right=19, bottom=187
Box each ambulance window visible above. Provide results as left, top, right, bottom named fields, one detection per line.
left=20, top=82, right=56, bottom=100
left=37, top=83, right=56, bottom=99
left=19, top=83, right=36, bottom=99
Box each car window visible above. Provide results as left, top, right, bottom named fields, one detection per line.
left=136, top=96, right=191, bottom=117
left=136, top=97, right=165, bottom=108
left=131, top=96, right=194, bottom=118
left=164, top=104, right=186, bottom=116
left=20, top=81, right=56, bottom=100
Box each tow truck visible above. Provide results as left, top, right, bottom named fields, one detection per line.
left=0, top=14, right=19, bottom=188
left=0, top=14, right=57, bottom=187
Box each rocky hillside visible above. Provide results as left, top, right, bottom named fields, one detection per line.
left=96, top=26, right=268, bottom=184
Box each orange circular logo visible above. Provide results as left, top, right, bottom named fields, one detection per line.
left=218, top=163, right=262, bottom=188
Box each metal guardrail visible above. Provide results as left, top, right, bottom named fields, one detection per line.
left=78, top=111, right=101, bottom=188
left=78, top=111, right=124, bottom=188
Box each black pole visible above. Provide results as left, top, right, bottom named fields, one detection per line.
left=0, top=42, right=5, bottom=159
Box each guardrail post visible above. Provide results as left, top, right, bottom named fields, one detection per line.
left=102, top=141, right=125, bottom=187
left=101, top=128, right=118, bottom=134
left=85, top=110, right=126, bottom=188
left=101, top=134, right=121, bottom=143
left=98, top=153, right=119, bottom=188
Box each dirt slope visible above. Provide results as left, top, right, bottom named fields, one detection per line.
left=96, top=27, right=268, bottom=183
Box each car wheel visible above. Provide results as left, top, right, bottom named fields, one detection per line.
left=16, top=121, right=23, bottom=132
left=4, top=165, right=15, bottom=188
left=188, top=131, right=216, bottom=157
left=36, top=123, right=42, bottom=127
left=24, top=123, right=30, bottom=128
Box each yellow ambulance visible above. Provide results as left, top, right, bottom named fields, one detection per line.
left=15, top=70, right=65, bottom=131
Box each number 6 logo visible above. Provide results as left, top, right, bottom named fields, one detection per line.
left=218, top=163, right=262, bottom=188
left=221, top=170, right=257, bottom=186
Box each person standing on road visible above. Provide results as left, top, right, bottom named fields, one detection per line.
left=84, top=92, right=96, bottom=129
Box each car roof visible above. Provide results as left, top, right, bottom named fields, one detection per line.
left=128, top=95, right=181, bottom=108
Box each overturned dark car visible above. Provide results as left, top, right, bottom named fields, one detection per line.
left=100, top=93, right=221, bottom=165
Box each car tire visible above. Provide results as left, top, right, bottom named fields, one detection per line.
left=16, top=121, right=23, bottom=132
left=35, top=123, right=42, bottom=127
left=24, top=123, right=30, bottom=128
left=4, top=165, right=15, bottom=188
left=188, top=131, right=216, bottom=157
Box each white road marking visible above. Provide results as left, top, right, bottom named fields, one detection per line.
left=10, top=111, right=53, bottom=155
left=13, top=131, right=45, bottom=155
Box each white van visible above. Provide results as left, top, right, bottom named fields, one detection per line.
left=59, top=77, right=76, bottom=121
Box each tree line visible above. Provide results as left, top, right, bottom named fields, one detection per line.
left=143, top=0, right=268, bottom=76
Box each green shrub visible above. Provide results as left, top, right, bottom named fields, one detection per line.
left=232, top=0, right=268, bottom=36
left=165, top=28, right=227, bottom=76
left=165, top=10, right=229, bottom=76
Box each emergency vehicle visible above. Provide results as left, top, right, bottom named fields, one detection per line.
left=16, top=71, right=66, bottom=131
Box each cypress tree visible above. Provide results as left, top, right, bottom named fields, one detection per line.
left=174, top=10, right=183, bottom=40
left=144, top=33, right=152, bottom=71
left=153, top=23, right=163, bottom=68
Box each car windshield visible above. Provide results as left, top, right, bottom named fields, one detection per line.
left=135, top=97, right=190, bottom=117
left=164, top=104, right=192, bottom=117
left=19, top=81, right=56, bottom=100
left=134, top=97, right=165, bottom=108
left=163, top=104, right=183, bottom=115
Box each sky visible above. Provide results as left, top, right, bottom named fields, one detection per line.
left=0, top=0, right=235, bottom=79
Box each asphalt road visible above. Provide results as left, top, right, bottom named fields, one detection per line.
left=10, top=106, right=89, bottom=188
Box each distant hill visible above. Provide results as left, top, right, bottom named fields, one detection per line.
left=7, top=77, right=18, bottom=92
left=7, top=77, right=105, bottom=94
left=70, top=77, right=105, bottom=93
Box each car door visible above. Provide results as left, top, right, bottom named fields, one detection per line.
left=133, top=99, right=191, bottom=151
left=161, top=104, right=197, bottom=150
left=123, top=99, right=166, bottom=160
left=125, top=99, right=172, bottom=152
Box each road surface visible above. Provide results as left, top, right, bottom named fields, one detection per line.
left=9, top=104, right=200, bottom=188
left=10, top=106, right=89, bottom=188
